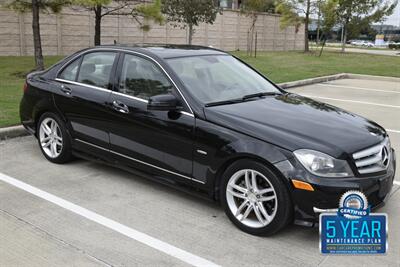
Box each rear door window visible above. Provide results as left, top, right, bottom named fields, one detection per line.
left=59, top=58, right=80, bottom=81
left=77, top=52, right=117, bottom=89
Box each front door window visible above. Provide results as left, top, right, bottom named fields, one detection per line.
left=119, top=54, right=173, bottom=100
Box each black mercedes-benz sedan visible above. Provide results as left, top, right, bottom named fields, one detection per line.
left=20, top=45, right=396, bottom=235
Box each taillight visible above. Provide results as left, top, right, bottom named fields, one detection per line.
left=23, top=81, right=28, bottom=92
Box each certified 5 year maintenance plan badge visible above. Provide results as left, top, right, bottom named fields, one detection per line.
left=319, top=191, right=388, bottom=254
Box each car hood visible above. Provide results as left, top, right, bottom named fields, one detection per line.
left=204, top=93, right=386, bottom=158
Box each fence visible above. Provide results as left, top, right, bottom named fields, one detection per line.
left=0, top=7, right=305, bottom=56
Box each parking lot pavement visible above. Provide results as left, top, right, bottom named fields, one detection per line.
left=0, top=210, right=106, bottom=267
left=0, top=77, right=399, bottom=266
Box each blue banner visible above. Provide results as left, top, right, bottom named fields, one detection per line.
left=320, top=214, right=387, bottom=254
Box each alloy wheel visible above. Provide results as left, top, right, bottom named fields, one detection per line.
left=39, top=118, right=63, bottom=158
left=226, top=169, right=277, bottom=228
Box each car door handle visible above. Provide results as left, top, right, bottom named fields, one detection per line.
left=60, top=85, right=72, bottom=95
left=112, top=100, right=129, bottom=114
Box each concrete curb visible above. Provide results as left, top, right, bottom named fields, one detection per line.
left=0, top=125, right=29, bottom=140
left=278, top=73, right=348, bottom=89
left=278, top=73, right=400, bottom=89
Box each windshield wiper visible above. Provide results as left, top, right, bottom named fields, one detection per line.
left=242, top=91, right=281, bottom=100
left=205, top=98, right=243, bottom=107
left=205, top=92, right=282, bottom=107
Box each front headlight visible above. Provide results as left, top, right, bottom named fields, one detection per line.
left=294, top=149, right=353, bottom=177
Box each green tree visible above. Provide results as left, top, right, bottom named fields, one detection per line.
left=240, top=0, right=275, bottom=57
left=6, top=0, right=68, bottom=70
left=335, top=0, right=397, bottom=52
left=317, top=0, right=338, bottom=56
left=276, top=0, right=318, bottom=52
left=73, top=0, right=163, bottom=46
left=161, top=0, right=220, bottom=45
left=315, top=0, right=323, bottom=43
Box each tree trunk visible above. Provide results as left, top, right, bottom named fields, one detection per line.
left=341, top=25, right=347, bottom=53
left=188, top=24, right=193, bottom=45
left=304, top=20, right=309, bottom=52
left=304, top=0, right=311, bottom=52
left=249, top=28, right=253, bottom=56
left=94, top=5, right=102, bottom=46
left=316, top=2, right=321, bottom=44
left=247, top=15, right=257, bottom=56
left=318, top=36, right=326, bottom=57
left=32, top=0, right=44, bottom=70
left=247, top=31, right=250, bottom=56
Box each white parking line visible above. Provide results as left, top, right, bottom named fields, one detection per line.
left=394, top=181, right=400, bottom=186
left=302, top=95, right=400, bottom=109
left=0, top=172, right=220, bottom=267
left=320, top=83, right=400, bottom=94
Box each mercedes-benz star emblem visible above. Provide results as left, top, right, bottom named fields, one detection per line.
left=381, top=146, right=389, bottom=167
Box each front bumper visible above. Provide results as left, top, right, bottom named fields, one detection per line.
left=275, top=149, right=396, bottom=223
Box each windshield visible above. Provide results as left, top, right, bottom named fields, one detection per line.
left=166, top=55, right=280, bottom=105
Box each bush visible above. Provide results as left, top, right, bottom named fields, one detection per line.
left=388, top=44, right=400, bottom=50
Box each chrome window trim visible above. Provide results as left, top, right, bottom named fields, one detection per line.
left=75, top=138, right=205, bottom=184
left=55, top=78, right=193, bottom=118
left=55, top=78, right=111, bottom=93
left=111, top=91, right=149, bottom=103
left=181, top=111, right=194, bottom=117
left=55, top=47, right=194, bottom=115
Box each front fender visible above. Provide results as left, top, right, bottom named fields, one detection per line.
left=193, top=118, right=292, bottom=197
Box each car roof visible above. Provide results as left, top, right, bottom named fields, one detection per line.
left=95, top=44, right=228, bottom=59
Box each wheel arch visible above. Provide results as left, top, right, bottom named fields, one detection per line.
left=212, top=154, right=292, bottom=202
left=32, top=96, right=65, bottom=136
left=33, top=103, right=66, bottom=137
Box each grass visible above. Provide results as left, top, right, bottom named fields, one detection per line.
left=0, top=51, right=399, bottom=127
left=0, top=56, right=63, bottom=127
left=231, top=51, right=400, bottom=83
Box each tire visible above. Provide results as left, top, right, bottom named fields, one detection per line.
left=220, top=159, right=292, bottom=236
left=37, top=112, right=73, bottom=164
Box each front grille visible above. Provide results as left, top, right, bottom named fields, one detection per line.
left=352, top=138, right=391, bottom=174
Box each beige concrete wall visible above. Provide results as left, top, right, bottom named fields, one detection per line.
left=0, top=7, right=305, bottom=56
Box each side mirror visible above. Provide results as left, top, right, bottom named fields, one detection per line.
left=147, top=94, right=182, bottom=111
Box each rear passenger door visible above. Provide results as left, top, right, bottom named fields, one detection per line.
left=54, top=51, right=118, bottom=148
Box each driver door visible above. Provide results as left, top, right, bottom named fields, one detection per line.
left=107, top=53, right=195, bottom=181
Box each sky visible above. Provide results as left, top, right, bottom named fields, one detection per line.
left=384, top=1, right=400, bottom=26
